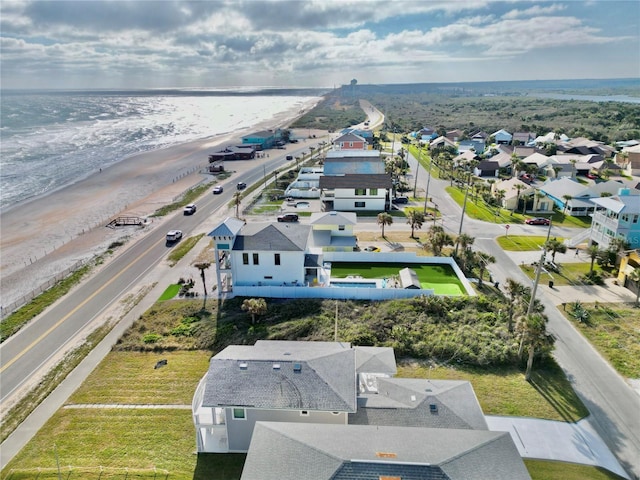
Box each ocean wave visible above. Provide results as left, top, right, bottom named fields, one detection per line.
left=1, top=92, right=321, bottom=209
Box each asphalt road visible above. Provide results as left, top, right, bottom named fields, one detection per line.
left=0, top=143, right=315, bottom=408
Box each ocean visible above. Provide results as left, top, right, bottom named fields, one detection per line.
left=0, top=89, right=324, bottom=211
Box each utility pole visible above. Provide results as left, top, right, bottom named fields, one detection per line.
left=334, top=300, right=338, bottom=342
left=412, top=146, right=420, bottom=198
left=423, top=151, right=433, bottom=215
left=527, top=219, right=553, bottom=316
left=454, top=173, right=471, bottom=257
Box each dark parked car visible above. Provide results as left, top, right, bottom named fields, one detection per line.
left=212, top=186, right=223, bottom=194
left=525, top=217, right=550, bottom=225
left=277, top=213, right=299, bottom=222
left=392, top=196, right=409, bottom=204
left=237, top=182, right=247, bottom=190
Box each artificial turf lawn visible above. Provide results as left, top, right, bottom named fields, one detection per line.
left=158, top=284, right=181, bottom=301
left=329, top=262, right=465, bottom=295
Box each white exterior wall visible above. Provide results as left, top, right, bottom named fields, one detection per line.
left=231, top=250, right=305, bottom=286
left=333, top=187, right=387, bottom=211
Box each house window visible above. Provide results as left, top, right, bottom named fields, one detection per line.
left=253, top=253, right=259, bottom=265
left=300, top=410, right=309, bottom=416
left=274, top=253, right=281, bottom=265
left=633, top=215, right=639, bottom=224
left=232, top=408, right=246, bottom=420
left=338, top=225, right=345, bottom=231
left=355, top=188, right=366, bottom=196
left=370, top=188, right=378, bottom=195
left=242, top=253, right=249, bottom=265
left=355, top=201, right=366, bottom=208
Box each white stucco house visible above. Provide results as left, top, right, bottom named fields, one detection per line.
left=319, top=150, right=392, bottom=212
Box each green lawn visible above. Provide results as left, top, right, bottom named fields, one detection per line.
left=68, top=351, right=211, bottom=405
left=525, top=460, right=627, bottom=480
left=561, top=302, right=640, bottom=378
left=446, top=185, right=591, bottom=228
left=497, top=235, right=564, bottom=251
left=330, top=262, right=466, bottom=295
left=520, top=262, right=607, bottom=286
left=158, top=284, right=181, bottom=301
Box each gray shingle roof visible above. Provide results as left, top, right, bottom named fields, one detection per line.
left=319, top=174, right=392, bottom=189
left=240, top=422, right=531, bottom=480
left=354, top=346, right=397, bottom=375
left=350, top=378, right=488, bottom=430
left=202, top=341, right=356, bottom=412
left=233, top=223, right=311, bottom=251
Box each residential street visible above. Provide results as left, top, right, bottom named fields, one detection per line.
left=402, top=150, right=640, bottom=478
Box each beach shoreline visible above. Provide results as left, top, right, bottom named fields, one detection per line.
left=0, top=97, right=322, bottom=311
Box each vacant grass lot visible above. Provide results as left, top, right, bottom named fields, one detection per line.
left=561, top=302, right=640, bottom=378
left=497, top=235, right=563, bottom=251
left=520, top=262, right=607, bottom=286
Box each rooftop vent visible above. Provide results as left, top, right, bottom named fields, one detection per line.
left=272, top=364, right=281, bottom=370
left=429, top=403, right=438, bottom=414
left=239, top=362, right=248, bottom=370
left=410, top=395, right=416, bottom=402
left=376, top=452, right=397, bottom=458
left=293, top=363, right=302, bottom=372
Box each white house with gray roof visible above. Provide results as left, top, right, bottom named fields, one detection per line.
left=193, top=341, right=506, bottom=456
left=241, top=423, right=531, bottom=480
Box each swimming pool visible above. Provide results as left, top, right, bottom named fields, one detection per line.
left=331, top=281, right=377, bottom=288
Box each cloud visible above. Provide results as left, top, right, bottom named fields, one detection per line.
left=502, top=3, right=567, bottom=20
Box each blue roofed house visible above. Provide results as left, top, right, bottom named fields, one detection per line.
left=241, top=129, right=281, bottom=150
left=590, top=189, right=640, bottom=249
left=492, top=129, right=513, bottom=145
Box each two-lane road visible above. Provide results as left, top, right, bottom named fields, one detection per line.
left=0, top=147, right=313, bottom=408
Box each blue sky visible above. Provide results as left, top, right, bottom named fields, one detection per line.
left=1, top=0, right=638, bottom=89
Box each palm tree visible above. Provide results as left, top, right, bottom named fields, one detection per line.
left=406, top=210, right=425, bottom=238
left=233, top=192, right=242, bottom=218
left=587, top=245, right=600, bottom=275
left=545, top=238, right=567, bottom=263
left=241, top=298, right=267, bottom=324
left=561, top=194, right=572, bottom=215
left=504, top=278, right=527, bottom=333
left=629, top=268, right=640, bottom=307
left=514, top=184, right=523, bottom=213
left=424, top=227, right=453, bottom=256
left=192, top=260, right=211, bottom=298
left=534, top=191, right=545, bottom=212
left=455, top=233, right=475, bottom=255
left=377, top=212, right=393, bottom=238
left=474, top=251, right=496, bottom=287
left=518, top=313, right=551, bottom=381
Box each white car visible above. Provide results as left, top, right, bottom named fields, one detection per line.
left=183, top=204, right=197, bottom=215
left=166, top=230, right=183, bottom=243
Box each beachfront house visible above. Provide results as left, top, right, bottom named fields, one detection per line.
left=207, top=216, right=474, bottom=300
left=332, top=132, right=368, bottom=150
left=319, top=150, right=392, bottom=212
left=193, top=340, right=531, bottom=479
left=590, top=189, right=640, bottom=249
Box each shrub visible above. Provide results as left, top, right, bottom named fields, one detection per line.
left=142, top=333, right=162, bottom=344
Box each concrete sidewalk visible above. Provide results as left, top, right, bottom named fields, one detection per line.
left=486, top=416, right=630, bottom=479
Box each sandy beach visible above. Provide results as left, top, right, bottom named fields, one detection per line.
left=0, top=99, right=322, bottom=312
